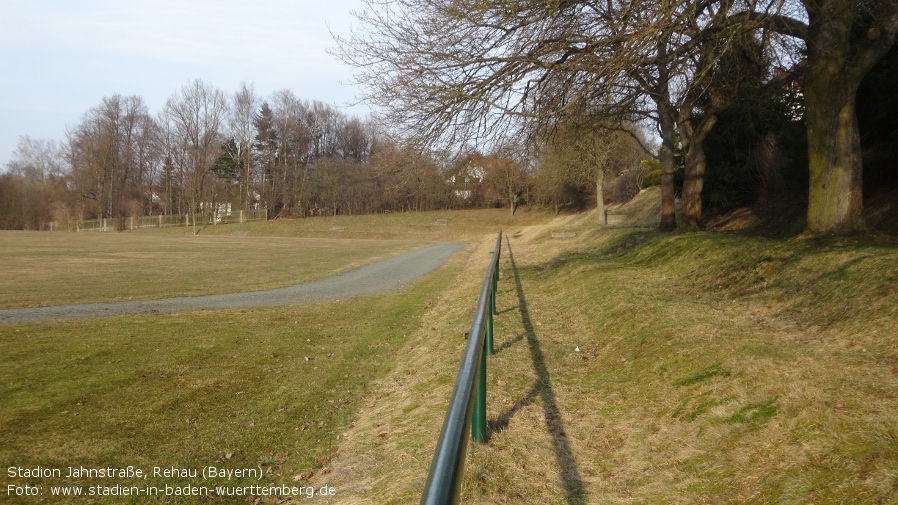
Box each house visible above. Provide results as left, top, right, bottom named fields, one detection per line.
left=446, top=159, right=487, bottom=200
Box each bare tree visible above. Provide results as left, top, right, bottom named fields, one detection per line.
left=334, top=0, right=779, bottom=230
left=278, top=91, right=309, bottom=210
left=6, top=136, right=65, bottom=180
left=67, top=95, right=159, bottom=226
left=339, top=117, right=373, bottom=162
left=160, top=80, right=228, bottom=234
left=488, top=142, right=534, bottom=216
left=534, top=116, right=648, bottom=219
left=229, top=82, right=259, bottom=211
left=367, top=138, right=450, bottom=212
left=2, top=137, right=69, bottom=229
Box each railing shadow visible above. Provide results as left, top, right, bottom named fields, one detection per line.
left=489, top=238, right=587, bottom=505
left=495, top=304, right=520, bottom=316
left=496, top=332, right=524, bottom=353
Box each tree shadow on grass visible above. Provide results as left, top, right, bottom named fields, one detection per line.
left=488, top=237, right=587, bottom=505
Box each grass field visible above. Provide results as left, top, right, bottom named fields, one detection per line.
left=0, top=208, right=547, bottom=504
left=0, top=207, right=553, bottom=309
left=142, top=207, right=555, bottom=242
left=0, top=232, right=432, bottom=309
left=2, top=207, right=897, bottom=504
left=0, top=218, right=477, bottom=504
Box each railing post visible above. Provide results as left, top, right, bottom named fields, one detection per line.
left=485, top=244, right=499, bottom=356
left=492, top=261, right=499, bottom=315
left=472, top=342, right=488, bottom=443
left=485, top=295, right=495, bottom=356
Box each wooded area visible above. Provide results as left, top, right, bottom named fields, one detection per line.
left=2, top=0, right=897, bottom=235
left=0, top=79, right=648, bottom=231
left=1, top=82, right=481, bottom=230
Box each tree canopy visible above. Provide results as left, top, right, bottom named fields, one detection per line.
left=336, top=0, right=898, bottom=234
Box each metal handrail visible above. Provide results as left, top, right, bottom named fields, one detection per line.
left=420, top=230, right=502, bottom=505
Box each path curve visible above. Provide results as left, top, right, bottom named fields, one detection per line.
left=0, top=242, right=465, bottom=324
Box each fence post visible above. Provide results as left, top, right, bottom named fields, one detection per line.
left=472, top=345, right=488, bottom=443
left=486, top=240, right=500, bottom=356
left=492, top=264, right=499, bottom=314
left=485, top=291, right=495, bottom=356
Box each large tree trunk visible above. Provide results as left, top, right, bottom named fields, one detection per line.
left=659, top=106, right=678, bottom=231
left=681, top=143, right=708, bottom=229
left=653, top=51, right=678, bottom=231
left=804, top=69, right=866, bottom=234
left=679, top=114, right=717, bottom=229
left=801, top=0, right=898, bottom=235
left=802, top=6, right=866, bottom=235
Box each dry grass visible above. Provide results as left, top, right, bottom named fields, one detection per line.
left=0, top=243, right=465, bottom=505
left=145, top=207, right=555, bottom=242
left=0, top=208, right=554, bottom=505
left=311, top=219, right=898, bottom=504
left=0, top=232, right=426, bottom=308
left=0, top=207, right=554, bottom=309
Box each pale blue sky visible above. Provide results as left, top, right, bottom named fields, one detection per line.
left=0, top=0, right=371, bottom=168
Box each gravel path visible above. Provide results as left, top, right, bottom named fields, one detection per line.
left=0, top=242, right=465, bottom=324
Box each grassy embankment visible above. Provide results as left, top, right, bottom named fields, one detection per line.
left=311, top=213, right=898, bottom=505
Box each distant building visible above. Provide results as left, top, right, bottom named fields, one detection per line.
left=446, top=159, right=487, bottom=200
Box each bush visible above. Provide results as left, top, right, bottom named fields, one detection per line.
left=642, top=169, right=662, bottom=188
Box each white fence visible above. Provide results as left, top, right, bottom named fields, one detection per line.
left=51, top=209, right=268, bottom=232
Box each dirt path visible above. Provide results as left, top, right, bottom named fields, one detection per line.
left=0, top=242, right=465, bottom=324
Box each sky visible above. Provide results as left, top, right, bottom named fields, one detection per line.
left=0, top=0, right=372, bottom=168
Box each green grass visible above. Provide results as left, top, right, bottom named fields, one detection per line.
left=0, top=251, right=463, bottom=504
left=674, top=363, right=732, bottom=387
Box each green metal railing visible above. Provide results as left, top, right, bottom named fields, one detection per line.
left=420, top=230, right=502, bottom=505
